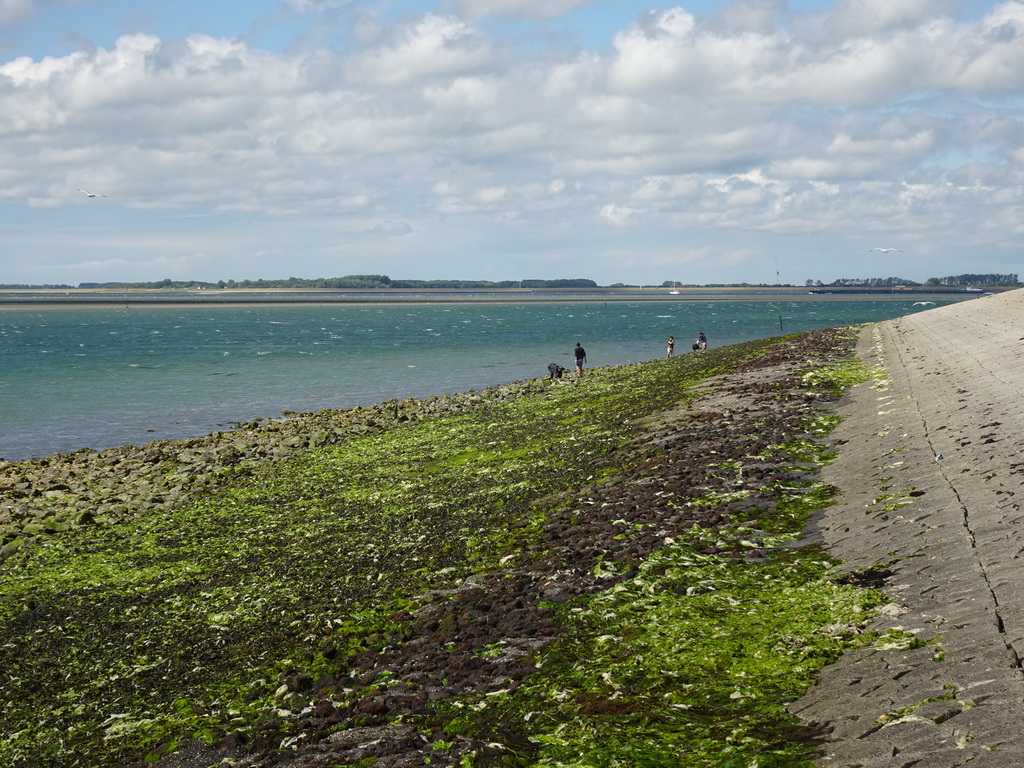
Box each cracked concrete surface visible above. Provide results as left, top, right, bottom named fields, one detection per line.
left=791, top=287, right=1024, bottom=767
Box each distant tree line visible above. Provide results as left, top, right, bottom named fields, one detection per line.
left=680, top=283, right=792, bottom=288
left=3, top=273, right=1019, bottom=291
left=923, top=274, right=1019, bottom=287
left=805, top=274, right=1019, bottom=288
left=0, top=283, right=77, bottom=289
left=4, top=275, right=601, bottom=290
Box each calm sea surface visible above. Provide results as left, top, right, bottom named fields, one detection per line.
left=0, top=298, right=964, bottom=461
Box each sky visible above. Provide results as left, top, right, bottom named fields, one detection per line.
left=0, top=0, right=1021, bottom=287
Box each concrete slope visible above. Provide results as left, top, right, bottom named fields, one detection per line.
left=792, top=288, right=1024, bottom=767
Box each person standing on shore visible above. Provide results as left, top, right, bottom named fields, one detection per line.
left=667, top=336, right=675, bottom=357
left=574, top=342, right=587, bottom=376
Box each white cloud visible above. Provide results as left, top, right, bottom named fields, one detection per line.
left=456, top=0, right=599, bottom=20
left=599, top=203, right=643, bottom=226
left=471, top=185, right=508, bottom=204
left=605, top=3, right=1024, bottom=104
left=287, top=0, right=352, bottom=12
left=828, top=129, right=934, bottom=160
left=0, top=0, right=32, bottom=25
left=1, top=3, right=1023, bottom=285
left=709, top=0, right=786, bottom=35
left=345, top=14, right=495, bottom=86
left=814, top=0, right=951, bottom=39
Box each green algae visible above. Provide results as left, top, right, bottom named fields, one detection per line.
left=0, top=332, right=884, bottom=767
left=463, top=539, right=879, bottom=768
left=442, top=353, right=884, bottom=767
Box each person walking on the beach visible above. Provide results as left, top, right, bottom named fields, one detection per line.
left=574, top=342, right=587, bottom=376
left=667, top=336, right=675, bottom=357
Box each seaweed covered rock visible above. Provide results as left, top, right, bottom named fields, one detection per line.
left=0, top=378, right=562, bottom=560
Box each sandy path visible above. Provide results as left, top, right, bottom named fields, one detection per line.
left=791, top=288, right=1024, bottom=766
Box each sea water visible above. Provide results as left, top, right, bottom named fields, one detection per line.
left=0, top=299, right=963, bottom=461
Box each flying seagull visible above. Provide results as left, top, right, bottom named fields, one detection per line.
left=912, top=301, right=935, bottom=306
left=78, top=188, right=106, bottom=198
left=869, top=247, right=902, bottom=253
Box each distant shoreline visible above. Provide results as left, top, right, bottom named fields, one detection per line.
left=0, top=286, right=997, bottom=308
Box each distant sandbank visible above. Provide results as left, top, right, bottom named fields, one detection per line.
left=0, top=286, right=995, bottom=308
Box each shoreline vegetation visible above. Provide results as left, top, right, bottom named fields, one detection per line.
left=0, top=284, right=1008, bottom=309
left=3, top=271, right=1017, bottom=296
left=3, top=328, right=898, bottom=767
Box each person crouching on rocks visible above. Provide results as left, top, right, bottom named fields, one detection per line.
left=547, top=363, right=566, bottom=379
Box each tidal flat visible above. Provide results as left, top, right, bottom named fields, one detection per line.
left=0, top=329, right=892, bottom=768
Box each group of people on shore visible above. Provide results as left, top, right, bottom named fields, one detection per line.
left=547, top=342, right=588, bottom=379
left=666, top=332, right=707, bottom=357
left=548, top=334, right=708, bottom=380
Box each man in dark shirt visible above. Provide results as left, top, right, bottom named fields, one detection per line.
left=574, top=342, right=587, bottom=377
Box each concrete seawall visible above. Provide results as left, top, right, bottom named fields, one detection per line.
left=792, top=288, right=1024, bottom=766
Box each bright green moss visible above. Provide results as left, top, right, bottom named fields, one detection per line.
left=0, top=332, right=883, bottom=767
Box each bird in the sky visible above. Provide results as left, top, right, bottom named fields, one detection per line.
left=869, top=247, right=902, bottom=253
left=78, top=189, right=106, bottom=198
left=912, top=301, right=935, bottom=306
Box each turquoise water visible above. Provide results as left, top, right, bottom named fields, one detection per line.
left=0, top=299, right=963, bottom=460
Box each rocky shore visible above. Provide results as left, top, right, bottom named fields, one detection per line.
left=1, top=380, right=550, bottom=563
left=8, top=292, right=1017, bottom=768
left=2, top=329, right=874, bottom=768
left=209, top=330, right=865, bottom=768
